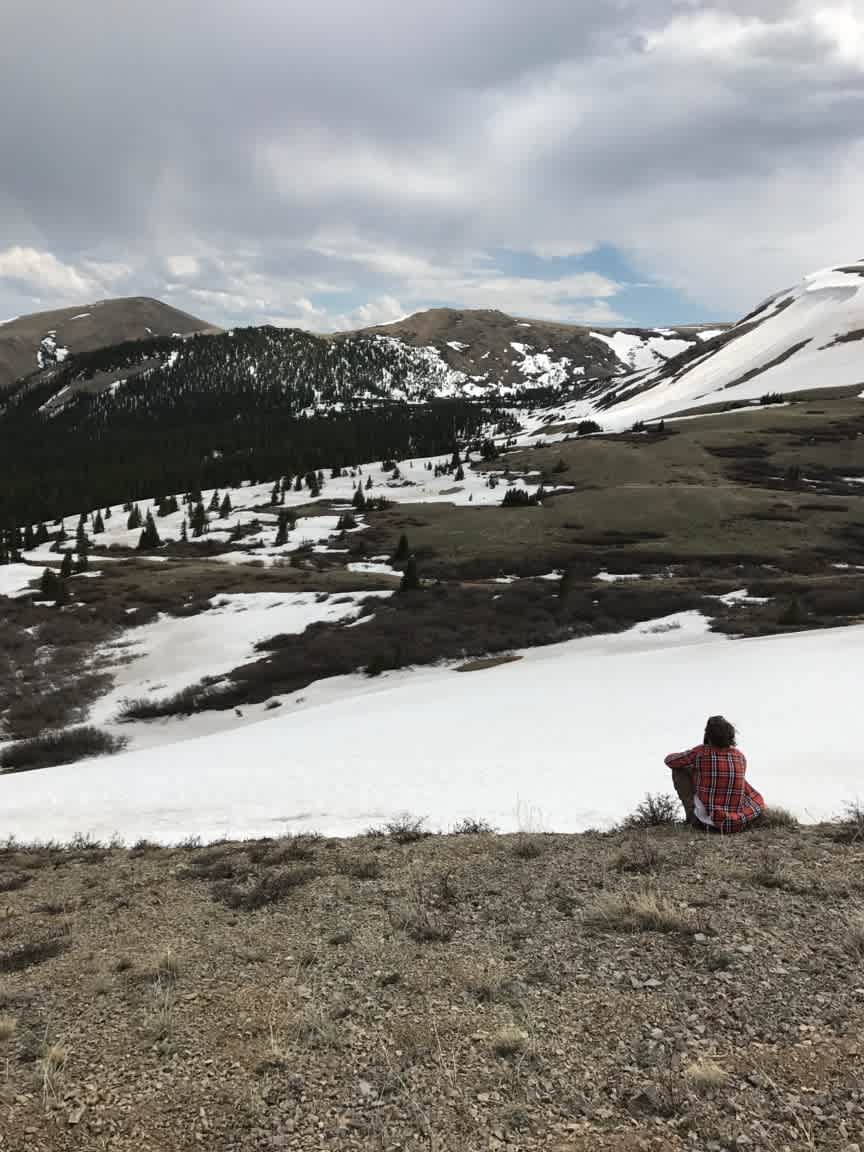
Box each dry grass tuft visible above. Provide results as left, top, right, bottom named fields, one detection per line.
left=684, top=1058, right=729, bottom=1092
left=0, top=873, right=31, bottom=893
left=0, top=937, right=68, bottom=974
left=751, top=852, right=795, bottom=890
left=615, top=835, right=663, bottom=874
left=584, top=889, right=695, bottom=935
left=347, top=856, right=383, bottom=880
left=211, top=866, right=319, bottom=910
left=40, top=1042, right=67, bottom=1108
left=844, top=913, right=864, bottom=959
left=491, top=1025, right=530, bottom=1058
left=513, top=834, right=545, bottom=859
left=755, top=806, right=799, bottom=829
left=154, top=948, right=180, bottom=984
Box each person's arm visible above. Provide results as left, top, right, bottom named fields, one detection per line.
left=665, top=747, right=698, bottom=770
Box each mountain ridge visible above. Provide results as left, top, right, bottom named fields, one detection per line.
left=0, top=296, right=218, bottom=393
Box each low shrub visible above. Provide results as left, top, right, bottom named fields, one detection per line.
left=0, top=727, right=128, bottom=774
left=210, top=866, right=318, bottom=910
left=450, top=817, right=498, bottom=835
left=619, top=793, right=681, bottom=830
left=0, top=938, right=68, bottom=973
left=754, top=806, right=799, bottom=829
left=367, top=814, right=430, bottom=844
left=117, top=682, right=231, bottom=721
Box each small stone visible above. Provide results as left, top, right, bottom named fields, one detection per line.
left=737, top=944, right=754, bottom=955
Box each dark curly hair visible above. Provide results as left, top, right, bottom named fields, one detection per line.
left=704, top=715, right=736, bottom=748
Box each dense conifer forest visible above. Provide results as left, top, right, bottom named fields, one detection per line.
left=0, top=328, right=519, bottom=527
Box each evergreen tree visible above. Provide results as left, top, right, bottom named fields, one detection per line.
left=60, top=550, right=73, bottom=579
left=209, top=490, right=220, bottom=513
left=336, top=511, right=357, bottom=531
left=220, top=493, right=232, bottom=518
left=400, top=556, right=420, bottom=593
left=454, top=465, right=465, bottom=481
left=23, top=524, right=35, bottom=550
left=294, top=476, right=303, bottom=492
left=393, top=533, right=410, bottom=562
left=92, top=510, right=105, bottom=534
left=180, top=518, right=188, bottom=542
left=275, top=510, right=295, bottom=546
left=191, top=502, right=207, bottom=538
left=270, top=483, right=280, bottom=505
left=104, top=507, right=112, bottom=520
left=40, top=567, right=60, bottom=599
left=36, top=522, right=49, bottom=544
left=306, top=471, right=321, bottom=498
left=54, top=577, right=68, bottom=607
left=365, top=475, right=373, bottom=490
left=138, top=511, right=161, bottom=550
left=352, top=486, right=367, bottom=511
left=127, top=505, right=142, bottom=530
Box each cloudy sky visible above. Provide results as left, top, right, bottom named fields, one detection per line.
left=2, top=0, right=863, bottom=331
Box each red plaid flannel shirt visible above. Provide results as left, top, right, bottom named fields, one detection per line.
left=665, top=745, right=764, bottom=833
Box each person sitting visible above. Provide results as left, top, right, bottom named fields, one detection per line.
left=665, top=715, right=764, bottom=833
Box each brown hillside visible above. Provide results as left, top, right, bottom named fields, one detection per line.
left=0, top=297, right=218, bottom=392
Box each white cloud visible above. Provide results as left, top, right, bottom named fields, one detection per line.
left=264, top=135, right=473, bottom=209
left=4, top=1, right=864, bottom=327
left=0, top=246, right=96, bottom=298
left=331, top=296, right=406, bottom=331
left=164, top=254, right=201, bottom=279
left=812, top=3, right=864, bottom=68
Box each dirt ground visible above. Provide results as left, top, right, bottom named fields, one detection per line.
left=0, top=822, right=861, bottom=1151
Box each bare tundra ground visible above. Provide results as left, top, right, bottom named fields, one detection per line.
left=0, top=824, right=862, bottom=1151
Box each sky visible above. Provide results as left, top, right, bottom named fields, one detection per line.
left=1, top=0, right=863, bottom=332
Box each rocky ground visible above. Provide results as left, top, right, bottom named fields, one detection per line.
left=0, top=818, right=862, bottom=1151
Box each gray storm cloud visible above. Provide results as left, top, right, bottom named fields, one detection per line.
left=2, top=0, right=863, bottom=327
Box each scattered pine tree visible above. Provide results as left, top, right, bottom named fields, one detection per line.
left=138, top=511, right=161, bottom=550
left=393, top=533, right=410, bottom=562
left=400, top=556, right=420, bottom=593
left=275, top=510, right=295, bottom=546
left=40, top=567, right=60, bottom=599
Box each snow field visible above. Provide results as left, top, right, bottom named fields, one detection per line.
left=1, top=613, right=860, bottom=844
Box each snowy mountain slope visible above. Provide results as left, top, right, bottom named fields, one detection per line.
left=594, top=262, right=864, bottom=428
left=1, top=615, right=860, bottom=843
left=356, top=307, right=721, bottom=396
left=0, top=296, right=217, bottom=393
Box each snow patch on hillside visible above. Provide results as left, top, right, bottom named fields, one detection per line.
left=595, top=261, right=864, bottom=427
left=590, top=330, right=694, bottom=372
left=88, top=590, right=392, bottom=741
left=2, top=616, right=860, bottom=843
